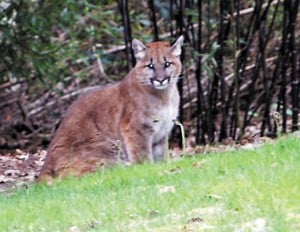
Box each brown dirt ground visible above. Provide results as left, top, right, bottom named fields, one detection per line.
left=0, top=149, right=46, bottom=193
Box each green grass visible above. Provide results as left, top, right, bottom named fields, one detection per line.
left=1, top=135, right=300, bottom=231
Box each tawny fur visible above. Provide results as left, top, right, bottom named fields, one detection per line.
left=37, top=36, right=184, bottom=183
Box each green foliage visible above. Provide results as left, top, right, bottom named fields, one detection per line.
left=0, top=0, right=122, bottom=85
left=0, top=135, right=299, bottom=231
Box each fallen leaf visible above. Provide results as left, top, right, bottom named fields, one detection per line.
left=186, top=217, right=204, bottom=224
left=206, top=194, right=223, bottom=200
left=236, top=218, right=269, bottom=232
left=158, top=185, right=176, bottom=194
left=148, top=209, right=159, bottom=217
left=124, top=211, right=137, bottom=218
left=69, top=226, right=81, bottom=232
left=192, top=161, right=205, bottom=168
left=164, top=167, right=182, bottom=175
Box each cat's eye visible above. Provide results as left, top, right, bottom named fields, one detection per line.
left=147, top=63, right=155, bottom=69
left=164, top=61, right=172, bottom=68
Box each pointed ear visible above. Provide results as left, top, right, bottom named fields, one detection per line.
left=171, top=35, right=184, bottom=56
left=132, top=39, right=147, bottom=61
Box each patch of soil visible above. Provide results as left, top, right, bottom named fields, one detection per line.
left=0, top=149, right=46, bottom=193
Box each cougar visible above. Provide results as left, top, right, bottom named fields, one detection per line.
left=38, top=36, right=184, bottom=183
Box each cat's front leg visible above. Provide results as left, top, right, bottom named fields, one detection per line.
left=153, top=137, right=167, bottom=161
left=122, top=130, right=154, bottom=163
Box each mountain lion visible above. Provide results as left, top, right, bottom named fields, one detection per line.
left=38, top=36, right=184, bottom=183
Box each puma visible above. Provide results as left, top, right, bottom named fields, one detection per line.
left=37, top=36, right=184, bottom=183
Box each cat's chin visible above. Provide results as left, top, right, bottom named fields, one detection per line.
left=153, top=84, right=169, bottom=90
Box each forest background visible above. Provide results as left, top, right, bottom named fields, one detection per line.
left=0, top=0, right=299, bottom=153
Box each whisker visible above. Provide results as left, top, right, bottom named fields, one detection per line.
left=139, top=81, right=152, bottom=86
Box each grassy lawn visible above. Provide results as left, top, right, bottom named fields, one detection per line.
left=1, top=135, right=299, bottom=231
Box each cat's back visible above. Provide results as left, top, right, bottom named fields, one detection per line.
left=51, top=82, right=125, bottom=145
left=72, top=83, right=120, bottom=110
left=65, top=83, right=122, bottom=119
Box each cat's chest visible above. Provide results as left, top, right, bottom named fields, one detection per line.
left=151, top=102, right=178, bottom=143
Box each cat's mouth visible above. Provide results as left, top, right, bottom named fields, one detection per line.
left=150, top=76, right=171, bottom=90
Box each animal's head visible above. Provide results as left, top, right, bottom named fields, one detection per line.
left=132, top=36, right=184, bottom=90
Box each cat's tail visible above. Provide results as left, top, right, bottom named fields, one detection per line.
left=36, top=152, right=55, bottom=185
left=36, top=171, right=54, bottom=185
